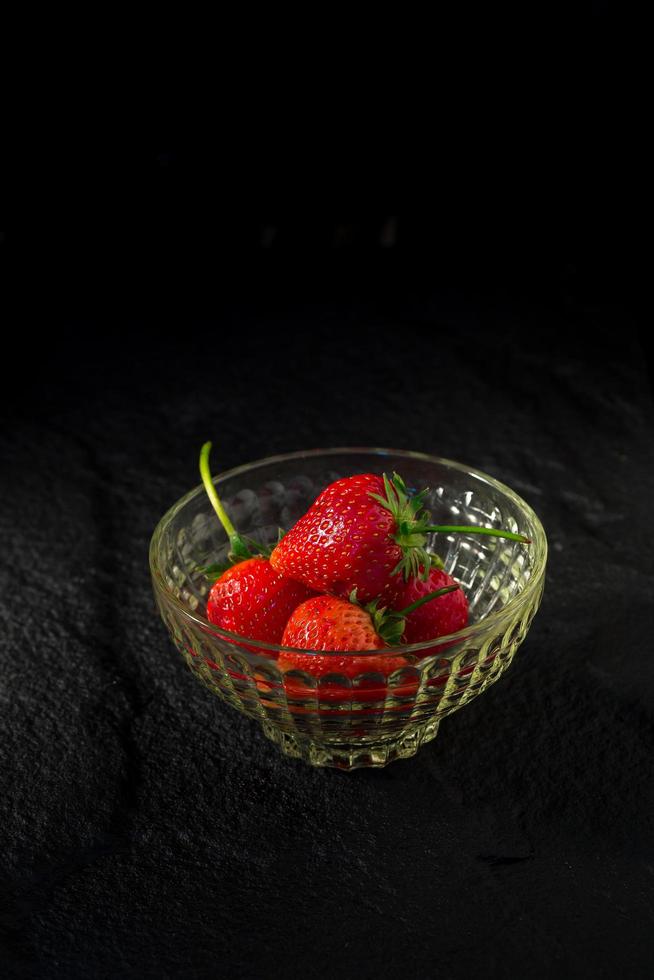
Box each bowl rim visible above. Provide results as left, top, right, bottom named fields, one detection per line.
left=149, top=446, right=547, bottom=657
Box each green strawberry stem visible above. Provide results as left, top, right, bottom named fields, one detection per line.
left=423, top=524, right=530, bottom=544
left=199, top=442, right=268, bottom=564
left=200, top=442, right=237, bottom=538
left=392, top=584, right=460, bottom=618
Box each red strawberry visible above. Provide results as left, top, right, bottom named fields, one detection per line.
left=206, top=557, right=314, bottom=648
left=383, top=566, right=469, bottom=655
left=278, top=594, right=412, bottom=701
left=198, top=443, right=314, bottom=650
left=279, top=585, right=459, bottom=677
left=282, top=595, right=384, bottom=658
left=270, top=471, right=529, bottom=603
left=383, top=569, right=491, bottom=691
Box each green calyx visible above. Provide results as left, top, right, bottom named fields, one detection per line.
left=369, top=471, right=530, bottom=582
left=368, top=472, right=436, bottom=581
left=350, top=585, right=460, bottom=646
left=199, top=442, right=282, bottom=580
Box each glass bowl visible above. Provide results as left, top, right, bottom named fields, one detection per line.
left=149, top=448, right=547, bottom=770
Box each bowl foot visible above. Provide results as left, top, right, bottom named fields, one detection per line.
left=260, top=718, right=441, bottom=770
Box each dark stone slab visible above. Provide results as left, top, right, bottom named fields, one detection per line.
left=2, top=283, right=653, bottom=978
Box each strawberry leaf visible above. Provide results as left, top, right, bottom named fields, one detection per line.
left=198, top=560, right=233, bottom=583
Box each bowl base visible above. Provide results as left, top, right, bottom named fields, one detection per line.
left=260, top=717, right=441, bottom=770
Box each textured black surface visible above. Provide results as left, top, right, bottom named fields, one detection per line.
left=2, top=275, right=653, bottom=978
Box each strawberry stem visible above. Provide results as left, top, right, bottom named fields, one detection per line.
left=199, top=442, right=269, bottom=564
left=370, top=471, right=530, bottom=582
left=200, top=442, right=237, bottom=538
left=423, top=525, right=530, bottom=544
left=392, top=584, right=460, bottom=618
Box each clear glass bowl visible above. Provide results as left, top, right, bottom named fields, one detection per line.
left=149, top=448, right=547, bottom=770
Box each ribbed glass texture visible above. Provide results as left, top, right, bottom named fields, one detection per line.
left=150, top=449, right=547, bottom=769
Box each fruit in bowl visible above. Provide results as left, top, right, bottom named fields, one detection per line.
left=150, top=447, right=547, bottom=769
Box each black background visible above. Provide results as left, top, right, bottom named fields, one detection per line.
left=3, top=91, right=654, bottom=980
